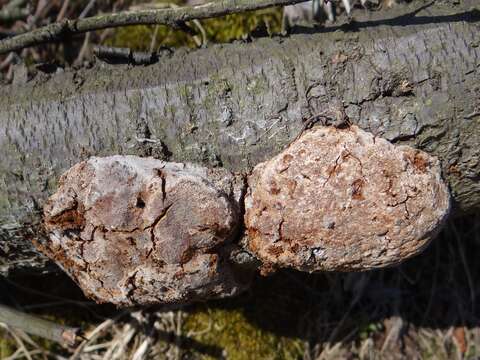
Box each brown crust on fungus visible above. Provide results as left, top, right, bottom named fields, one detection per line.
left=245, top=125, right=451, bottom=273
left=41, top=156, right=248, bottom=306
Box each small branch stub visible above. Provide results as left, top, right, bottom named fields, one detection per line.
left=245, top=125, right=451, bottom=274
left=40, top=156, right=249, bottom=307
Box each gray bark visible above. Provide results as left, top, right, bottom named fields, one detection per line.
left=1, top=0, right=479, bottom=276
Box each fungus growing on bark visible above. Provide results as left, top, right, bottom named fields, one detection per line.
left=245, top=125, right=450, bottom=274
left=39, top=126, right=451, bottom=305
left=40, top=156, right=248, bottom=306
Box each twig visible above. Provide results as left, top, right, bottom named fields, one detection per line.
left=4, top=326, right=67, bottom=360
left=73, top=0, right=96, bottom=66
left=33, top=0, right=49, bottom=19
left=136, top=3, right=208, bottom=48
left=56, top=0, right=71, bottom=22
left=149, top=25, right=159, bottom=52
left=0, top=52, right=14, bottom=70
left=2, top=277, right=95, bottom=309
left=0, top=304, right=80, bottom=346
left=5, top=0, right=28, bottom=10
left=3, top=327, right=33, bottom=360
left=0, top=7, right=29, bottom=21
left=79, top=0, right=96, bottom=19
left=131, top=337, right=153, bottom=360
left=0, top=0, right=307, bottom=55
left=69, top=311, right=129, bottom=360
left=74, top=31, right=91, bottom=66
left=103, top=323, right=137, bottom=360
left=163, top=3, right=207, bottom=47
left=464, top=110, right=480, bottom=119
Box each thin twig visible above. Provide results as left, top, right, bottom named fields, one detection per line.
left=69, top=311, right=129, bottom=360
left=2, top=277, right=95, bottom=309
left=6, top=326, right=67, bottom=360
left=0, top=0, right=306, bottom=55
left=149, top=25, right=159, bottom=52
left=158, top=3, right=207, bottom=47
left=103, top=323, right=136, bottom=360
left=56, top=0, right=71, bottom=22
left=74, top=31, right=91, bottom=66
left=0, top=52, right=14, bottom=70
left=0, top=7, right=29, bottom=21
left=5, top=0, right=28, bottom=10
left=73, top=0, right=96, bottom=66
left=0, top=304, right=80, bottom=346
left=79, top=0, right=96, bottom=19
left=1, top=325, right=33, bottom=360
left=464, top=110, right=480, bottom=119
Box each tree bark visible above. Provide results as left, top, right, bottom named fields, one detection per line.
left=1, top=0, right=479, bottom=276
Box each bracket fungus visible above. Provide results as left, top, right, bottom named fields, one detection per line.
left=39, top=126, right=451, bottom=306
left=40, top=156, right=249, bottom=306
left=245, top=125, right=450, bottom=274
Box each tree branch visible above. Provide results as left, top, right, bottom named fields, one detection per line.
left=0, top=304, right=80, bottom=346
left=0, top=0, right=306, bottom=55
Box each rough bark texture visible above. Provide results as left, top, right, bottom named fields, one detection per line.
left=40, top=156, right=248, bottom=306
left=1, top=0, right=479, bottom=276
left=245, top=125, right=450, bottom=274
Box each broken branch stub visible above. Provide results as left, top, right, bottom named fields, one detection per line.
left=245, top=125, right=451, bottom=274
left=40, top=156, right=249, bottom=306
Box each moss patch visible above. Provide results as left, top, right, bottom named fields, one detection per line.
left=0, top=330, right=16, bottom=359
left=105, top=1, right=282, bottom=50
left=183, top=307, right=304, bottom=360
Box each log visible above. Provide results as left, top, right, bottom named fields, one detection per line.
left=1, top=0, right=479, bottom=277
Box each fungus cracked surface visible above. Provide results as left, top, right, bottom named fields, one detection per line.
left=41, top=156, right=247, bottom=306
left=245, top=125, right=450, bottom=273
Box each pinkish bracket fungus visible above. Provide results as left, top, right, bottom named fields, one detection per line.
left=245, top=125, right=450, bottom=274
left=39, top=125, right=451, bottom=306
left=40, top=156, right=248, bottom=306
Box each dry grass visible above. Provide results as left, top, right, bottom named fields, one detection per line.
left=1, top=214, right=479, bottom=359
